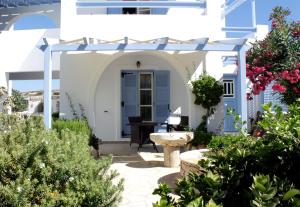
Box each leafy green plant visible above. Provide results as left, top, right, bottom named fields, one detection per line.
left=12, top=89, right=28, bottom=112
left=208, top=134, right=249, bottom=150
left=52, top=119, right=92, bottom=138
left=0, top=86, right=14, bottom=113
left=0, top=114, right=123, bottom=206
left=191, top=74, right=223, bottom=131
left=52, top=112, right=59, bottom=121
left=191, top=129, right=213, bottom=147
left=153, top=183, right=221, bottom=207
left=154, top=101, right=300, bottom=207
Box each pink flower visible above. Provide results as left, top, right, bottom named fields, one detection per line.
left=246, top=63, right=250, bottom=69
left=264, top=64, right=272, bottom=69
left=272, top=83, right=287, bottom=93
left=265, top=51, right=273, bottom=58
left=281, top=70, right=290, bottom=79
left=253, top=67, right=266, bottom=75
left=246, top=70, right=253, bottom=78
left=266, top=72, right=273, bottom=77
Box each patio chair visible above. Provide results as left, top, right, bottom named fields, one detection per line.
left=128, top=116, right=143, bottom=147
left=128, top=116, right=158, bottom=152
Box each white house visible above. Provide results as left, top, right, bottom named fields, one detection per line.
left=0, top=0, right=269, bottom=141
left=21, top=90, right=60, bottom=114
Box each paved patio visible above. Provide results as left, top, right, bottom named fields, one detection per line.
left=100, top=142, right=181, bottom=207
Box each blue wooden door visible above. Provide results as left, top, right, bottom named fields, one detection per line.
left=223, top=75, right=238, bottom=132
left=121, top=71, right=138, bottom=137
left=154, top=70, right=170, bottom=132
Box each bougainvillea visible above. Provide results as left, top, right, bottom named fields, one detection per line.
left=246, top=7, right=300, bottom=105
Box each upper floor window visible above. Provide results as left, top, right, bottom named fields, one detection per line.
left=223, top=80, right=234, bottom=98
left=122, top=1, right=151, bottom=14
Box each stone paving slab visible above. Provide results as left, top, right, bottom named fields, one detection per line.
left=100, top=143, right=180, bottom=207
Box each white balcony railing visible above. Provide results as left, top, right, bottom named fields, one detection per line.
left=76, top=0, right=207, bottom=15
left=76, top=0, right=206, bottom=9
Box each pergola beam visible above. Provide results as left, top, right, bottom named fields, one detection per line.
left=39, top=39, right=245, bottom=52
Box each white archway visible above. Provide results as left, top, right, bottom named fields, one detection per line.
left=88, top=51, right=194, bottom=140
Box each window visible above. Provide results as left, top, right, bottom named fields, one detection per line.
left=122, top=0, right=151, bottom=14
left=223, top=80, right=234, bottom=98
left=139, top=73, right=153, bottom=121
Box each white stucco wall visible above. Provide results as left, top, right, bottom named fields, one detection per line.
left=60, top=50, right=225, bottom=140
left=60, top=0, right=226, bottom=40
left=0, top=29, right=60, bottom=73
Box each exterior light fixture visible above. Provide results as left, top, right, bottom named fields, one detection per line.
left=136, top=61, right=141, bottom=69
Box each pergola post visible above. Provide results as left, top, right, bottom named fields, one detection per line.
left=44, top=46, right=52, bottom=129
left=251, top=0, right=256, bottom=28
left=238, top=45, right=247, bottom=131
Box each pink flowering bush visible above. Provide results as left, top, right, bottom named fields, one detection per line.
left=246, top=7, right=300, bottom=105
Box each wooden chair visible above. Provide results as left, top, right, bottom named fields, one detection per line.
left=128, top=116, right=143, bottom=147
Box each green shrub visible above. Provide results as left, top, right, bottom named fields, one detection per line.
left=191, top=129, right=213, bottom=146
left=52, top=119, right=100, bottom=150
left=0, top=114, right=123, bottom=206
left=52, top=119, right=92, bottom=138
left=52, top=112, right=59, bottom=121
left=154, top=102, right=300, bottom=207
left=208, top=134, right=249, bottom=150
left=191, top=74, right=223, bottom=131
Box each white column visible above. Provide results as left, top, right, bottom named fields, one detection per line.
left=44, top=46, right=52, bottom=129
left=251, top=0, right=256, bottom=28
left=238, top=46, right=247, bottom=131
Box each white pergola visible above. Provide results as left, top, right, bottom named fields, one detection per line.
left=39, top=37, right=248, bottom=130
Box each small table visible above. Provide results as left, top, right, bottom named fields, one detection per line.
left=150, top=132, right=194, bottom=167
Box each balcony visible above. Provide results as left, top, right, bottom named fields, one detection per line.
left=76, top=0, right=207, bottom=15
left=61, top=0, right=224, bottom=40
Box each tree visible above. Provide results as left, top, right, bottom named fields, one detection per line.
left=0, top=87, right=14, bottom=113
left=191, top=74, right=223, bottom=131
left=12, top=89, right=27, bottom=112
left=246, top=7, right=300, bottom=105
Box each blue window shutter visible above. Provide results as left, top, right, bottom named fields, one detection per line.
left=154, top=70, right=170, bottom=132
left=121, top=71, right=138, bottom=136
left=152, top=0, right=168, bottom=14
left=107, top=4, right=122, bottom=14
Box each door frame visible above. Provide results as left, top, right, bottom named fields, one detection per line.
left=223, top=74, right=238, bottom=132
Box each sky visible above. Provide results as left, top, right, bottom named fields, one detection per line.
left=11, top=0, right=300, bottom=92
